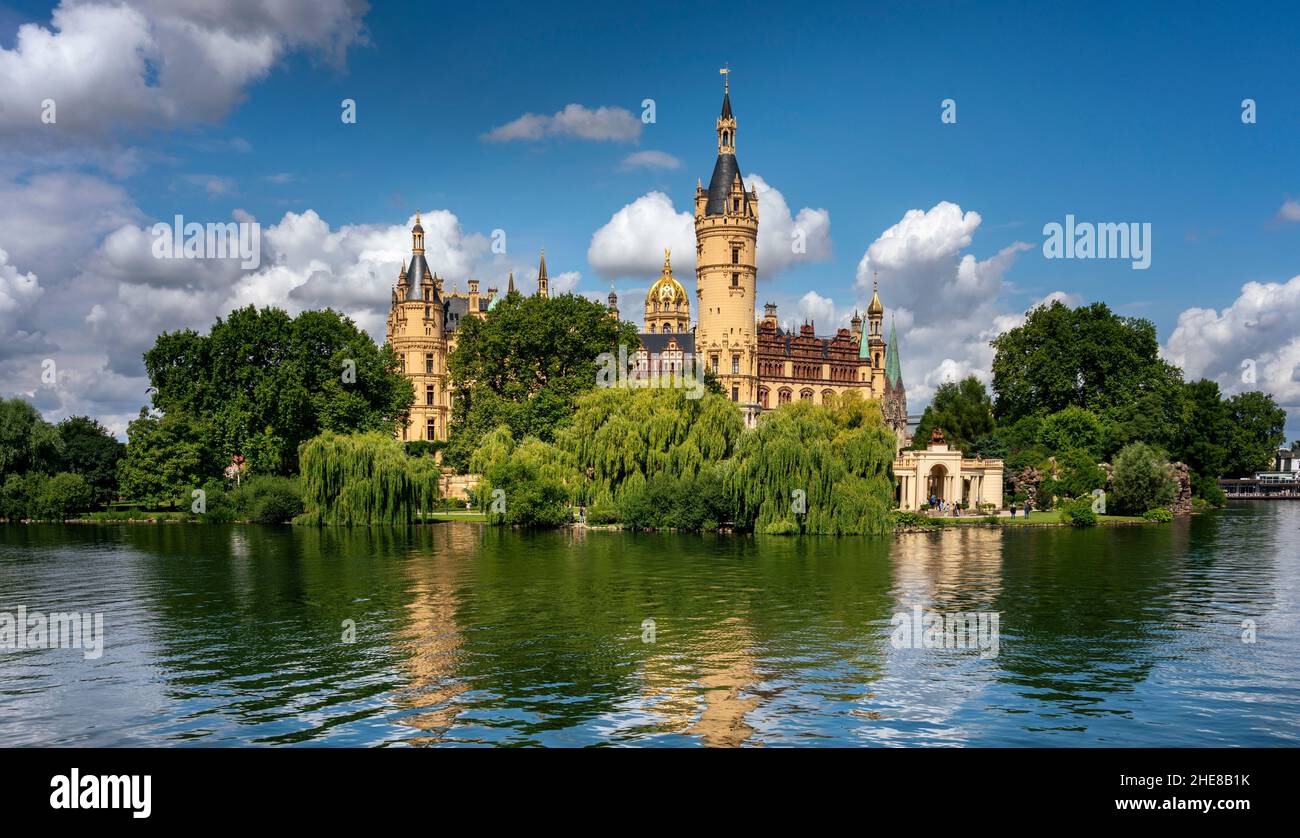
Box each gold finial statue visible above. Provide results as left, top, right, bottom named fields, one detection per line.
left=663, top=247, right=672, bottom=271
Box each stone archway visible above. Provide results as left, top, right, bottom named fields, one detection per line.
left=927, top=463, right=948, bottom=502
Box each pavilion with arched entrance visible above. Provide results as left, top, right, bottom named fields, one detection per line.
left=893, top=428, right=1004, bottom=511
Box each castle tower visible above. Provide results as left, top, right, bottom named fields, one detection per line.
left=644, top=249, right=691, bottom=334
left=864, top=272, right=886, bottom=393
left=387, top=213, right=451, bottom=441
left=694, top=69, right=760, bottom=424
left=608, top=285, right=619, bottom=320
left=536, top=250, right=549, bottom=298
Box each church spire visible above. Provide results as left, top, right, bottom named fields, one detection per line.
left=507, top=270, right=516, bottom=294
left=536, top=249, right=549, bottom=298
left=886, top=315, right=903, bottom=388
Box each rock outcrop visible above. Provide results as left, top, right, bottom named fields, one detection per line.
left=1167, top=461, right=1192, bottom=516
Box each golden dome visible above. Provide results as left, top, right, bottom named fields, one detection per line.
left=867, top=271, right=884, bottom=316
left=646, top=248, right=689, bottom=307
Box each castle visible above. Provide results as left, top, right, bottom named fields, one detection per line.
left=388, top=75, right=908, bottom=444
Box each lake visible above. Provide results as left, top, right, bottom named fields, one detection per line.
left=1, top=502, right=1297, bottom=746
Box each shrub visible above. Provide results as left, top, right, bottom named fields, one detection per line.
left=1143, top=507, right=1173, bottom=523
left=1059, top=496, right=1097, bottom=528
left=1192, top=474, right=1227, bottom=507
left=762, top=519, right=799, bottom=535
left=1110, top=442, right=1177, bottom=515
left=33, top=472, right=93, bottom=520
left=584, top=502, right=620, bottom=526
left=889, top=510, right=932, bottom=529
left=619, top=469, right=730, bottom=531
left=230, top=476, right=304, bottom=524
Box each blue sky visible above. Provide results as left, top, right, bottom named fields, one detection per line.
left=1, top=0, right=1298, bottom=439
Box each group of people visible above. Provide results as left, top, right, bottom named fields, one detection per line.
left=927, top=496, right=961, bottom=516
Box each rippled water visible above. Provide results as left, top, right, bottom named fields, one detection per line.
left=1, top=502, right=1297, bottom=746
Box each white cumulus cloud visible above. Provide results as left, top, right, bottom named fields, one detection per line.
left=483, top=104, right=641, bottom=143
left=1163, top=274, right=1300, bottom=428
left=0, top=0, right=368, bottom=148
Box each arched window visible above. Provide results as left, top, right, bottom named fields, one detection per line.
left=800, top=389, right=813, bottom=401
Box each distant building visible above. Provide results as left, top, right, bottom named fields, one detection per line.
left=893, top=428, right=1004, bottom=510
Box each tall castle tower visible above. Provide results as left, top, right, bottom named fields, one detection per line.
left=387, top=214, right=450, bottom=441
left=694, top=69, right=760, bottom=425
left=864, top=272, right=887, bottom=394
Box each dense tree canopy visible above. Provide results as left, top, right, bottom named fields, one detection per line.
left=56, top=416, right=124, bottom=504
left=143, top=306, right=411, bottom=475
left=725, top=394, right=897, bottom=535
left=989, top=299, right=1289, bottom=503
left=0, top=397, right=63, bottom=476
left=296, top=432, right=440, bottom=525
left=1223, top=391, right=1287, bottom=477
left=117, top=409, right=208, bottom=507
left=445, top=292, right=641, bottom=471
left=991, top=301, right=1181, bottom=423
left=558, top=386, right=743, bottom=511
left=910, top=375, right=995, bottom=455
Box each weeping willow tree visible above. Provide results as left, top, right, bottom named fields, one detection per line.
left=295, top=431, right=441, bottom=525
left=725, top=393, right=897, bottom=535
left=470, top=426, right=577, bottom=527
left=555, top=387, right=744, bottom=512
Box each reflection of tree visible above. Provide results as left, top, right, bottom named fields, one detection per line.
left=990, top=525, right=1187, bottom=715
left=127, top=524, right=427, bottom=744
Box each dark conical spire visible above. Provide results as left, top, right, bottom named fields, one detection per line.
left=886, top=315, right=903, bottom=388
left=720, top=65, right=732, bottom=118
left=536, top=249, right=549, bottom=298
left=507, top=271, right=516, bottom=294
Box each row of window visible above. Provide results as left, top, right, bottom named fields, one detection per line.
left=399, top=353, right=440, bottom=375
left=756, top=388, right=835, bottom=408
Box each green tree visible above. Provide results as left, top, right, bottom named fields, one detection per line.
left=117, top=409, right=207, bottom=507
left=144, top=306, right=411, bottom=475
left=1173, top=379, right=1229, bottom=490
left=1054, top=448, right=1107, bottom=498
left=1222, top=391, right=1287, bottom=477
left=296, top=431, right=440, bottom=525
left=34, top=472, right=94, bottom=520
left=1037, top=405, right=1107, bottom=458
left=910, top=375, right=995, bottom=454
left=990, top=300, right=1183, bottom=423
left=1110, top=442, right=1176, bottom=515
left=725, top=395, right=896, bottom=535
left=0, top=397, right=63, bottom=476
left=470, top=427, right=575, bottom=528
left=557, top=386, right=744, bottom=511
left=445, top=292, right=641, bottom=471
left=56, top=416, right=124, bottom=505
